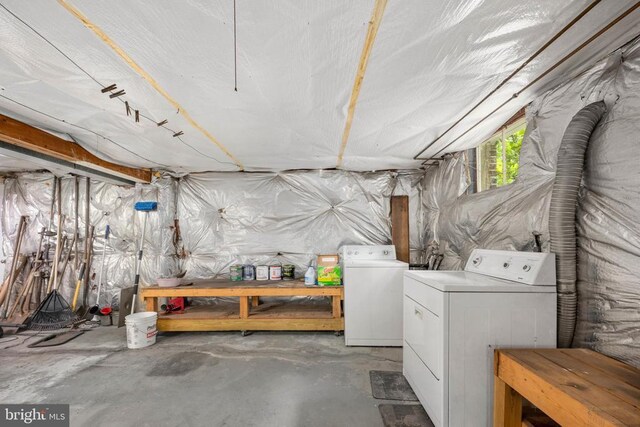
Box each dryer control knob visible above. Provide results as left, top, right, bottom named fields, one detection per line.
left=522, top=265, right=531, bottom=272
left=383, top=250, right=389, bottom=255
left=503, top=262, right=510, bottom=269
left=472, top=257, right=482, bottom=266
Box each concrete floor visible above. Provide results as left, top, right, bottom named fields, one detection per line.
left=0, top=324, right=404, bottom=427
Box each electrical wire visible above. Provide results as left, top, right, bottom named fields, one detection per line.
left=0, top=93, right=169, bottom=168
left=234, top=0, right=238, bottom=92
left=0, top=2, right=231, bottom=168
left=413, top=0, right=603, bottom=160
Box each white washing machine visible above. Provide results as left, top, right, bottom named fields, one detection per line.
left=403, top=249, right=557, bottom=427
left=341, top=245, right=408, bottom=346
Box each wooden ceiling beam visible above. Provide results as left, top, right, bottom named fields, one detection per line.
left=0, top=113, right=152, bottom=183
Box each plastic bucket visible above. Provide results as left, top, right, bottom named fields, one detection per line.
left=125, top=311, right=158, bottom=349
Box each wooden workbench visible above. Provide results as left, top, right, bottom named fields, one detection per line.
left=140, top=279, right=344, bottom=332
left=493, top=348, right=640, bottom=427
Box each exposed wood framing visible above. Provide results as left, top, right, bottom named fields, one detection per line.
left=0, top=113, right=151, bottom=183
left=141, top=280, right=345, bottom=332
left=391, top=195, right=410, bottom=263
left=336, top=0, right=388, bottom=168
left=57, top=0, right=244, bottom=170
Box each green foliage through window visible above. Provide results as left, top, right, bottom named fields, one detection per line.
left=495, top=128, right=524, bottom=186
left=475, top=123, right=525, bottom=192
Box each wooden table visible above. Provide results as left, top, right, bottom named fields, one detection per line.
left=493, top=348, right=640, bottom=427
left=140, top=279, right=344, bottom=332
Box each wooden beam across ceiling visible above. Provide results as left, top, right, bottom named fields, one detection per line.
left=336, top=0, right=388, bottom=169
left=58, top=0, right=244, bottom=171
left=0, top=113, right=152, bottom=183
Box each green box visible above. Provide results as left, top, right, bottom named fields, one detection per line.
left=317, top=265, right=342, bottom=286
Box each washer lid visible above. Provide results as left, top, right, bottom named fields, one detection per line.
left=404, top=270, right=556, bottom=292
left=344, top=259, right=409, bottom=268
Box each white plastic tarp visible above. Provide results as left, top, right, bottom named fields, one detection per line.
left=0, top=1, right=638, bottom=173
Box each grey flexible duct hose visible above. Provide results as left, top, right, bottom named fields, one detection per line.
left=549, top=101, right=606, bottom=348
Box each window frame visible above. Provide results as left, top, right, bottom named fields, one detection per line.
left=474, top=116, right=526, bottom=193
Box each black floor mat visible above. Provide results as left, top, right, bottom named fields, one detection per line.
left=378, top=404, right=434, bottom=427
left=370, top=370, right=418, bottom=401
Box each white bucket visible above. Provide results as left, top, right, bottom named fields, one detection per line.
left=125, top=311, right=158, bottom=349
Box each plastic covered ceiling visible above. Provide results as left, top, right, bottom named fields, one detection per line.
left=0, top=1, right=638, bottom=174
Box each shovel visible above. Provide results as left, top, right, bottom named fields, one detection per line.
left=89, top=223, right=110, bottom=320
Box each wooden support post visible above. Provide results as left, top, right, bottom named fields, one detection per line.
left=332, top=295, right=342, bottom=319
left=391, top=195, right=410, bottom=263
left=251, top=296, right=259, bottom=307
left=239, top=296, right=249, bottom=319
left=145, top=297, right=158, bottom=313
left=493, top=375, right=522, bottom=427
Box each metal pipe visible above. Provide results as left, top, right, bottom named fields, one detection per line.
left=82, top=177, right=91, bottom=307
left=73, top=175, right=79, bottom=270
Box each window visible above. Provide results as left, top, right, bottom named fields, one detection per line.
left=474, top=116, right=525, bottom=192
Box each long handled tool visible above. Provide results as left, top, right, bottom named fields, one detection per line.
left=90, top=223, right=110, bottom=321
left=82, top=177, right=91, bottom=308
left=72, top=225, right=93, bottom=311
left=130, top=201, right=157, bottom=315
left=1, top=216, right=28, bottom=319
left=27, top=273, right=78, bottom=330
left=0, top=255, right=27, bottom=310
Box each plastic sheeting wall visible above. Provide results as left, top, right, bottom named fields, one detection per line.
left=1, top=170, right=425, bottom=308
left=423, top=38, right=640, bottom=367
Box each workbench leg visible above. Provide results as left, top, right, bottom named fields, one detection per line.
left=493, top=375, right=522, bottom=427
left=240, top=296, right=249, bottom=319
left=251, top=296, right=259, bottom=307
left=145, top=297, right=158, bottom=313
left=332, top=295, right=341, bottom=319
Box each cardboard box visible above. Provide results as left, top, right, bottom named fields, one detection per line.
left=317, top=254, right=341, bottom=286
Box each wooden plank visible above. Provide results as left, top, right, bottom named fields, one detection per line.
left=496, top=350, right=638, bottom=426
left=336, top=0, right=388, bottom=168
left=493, top=374, right=522, bottom=427
left=149, top=278, right=333, bottom=289
left=239, top=296, right=249, bottom=319
left=537, top=349, right=640, bottom=409
left=391, top=195, right=410, bottom=263
left=157, top=317, right=344, bottom=332
left=140, top=286, right=342, bottom=298
left=0, top=113, right=151, bottom=183
left=332, top=295, right=342, bottom=319
left=511, top=350, right=640, bottom=425
left=145, top=297, right=158, bottom=313
left=570, top=348, right=640, bottom=389
left=158, top=303, right=334, bottom=320
left=58, top=0, right=243, bottom=170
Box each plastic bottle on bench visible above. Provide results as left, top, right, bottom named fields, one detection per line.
left=304, top=266, right=316, bottom=286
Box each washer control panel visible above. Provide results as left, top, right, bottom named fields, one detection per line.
left=340, top=245, right=397, bottom=261
left=465, top=249, right=556, bottom=285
